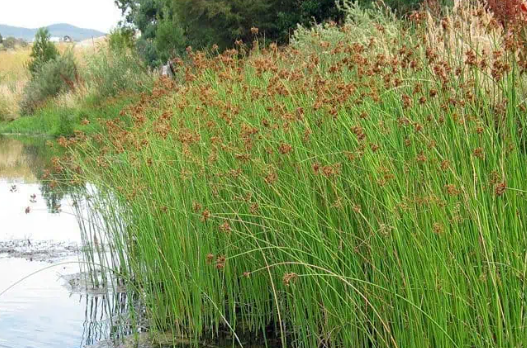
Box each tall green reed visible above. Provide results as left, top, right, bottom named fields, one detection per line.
left=69, top=2, right=527, bottom=347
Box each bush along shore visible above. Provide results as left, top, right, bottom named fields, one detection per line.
left=56, top=2, right=527, bottom=347
left=0, top=28, right=153, bottom=137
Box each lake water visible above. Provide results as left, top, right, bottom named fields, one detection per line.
left=0, top=135, right=127, bottom=348
left=0, top=135, right=276, bottom=348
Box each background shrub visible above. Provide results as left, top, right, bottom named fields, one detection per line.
left=82, top=47, right=153, bottom=101
left=28, top=28, right=59, bottom=77
left=114, top=0, right=460, bottom=67
left=0, top=95, right=14, bottom=122
left=2, top=37, right=17, bottom=50
left=115, top=0, right=345, bottom=66
left=108, top=27, right=136, bottom=52
left=20, top=49, right=78, bottom=115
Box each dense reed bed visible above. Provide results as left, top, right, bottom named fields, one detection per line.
left=66, top=2, right=527, bottom=347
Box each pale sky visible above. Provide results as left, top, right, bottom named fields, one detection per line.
left=0, top=0, right=123, bottom=33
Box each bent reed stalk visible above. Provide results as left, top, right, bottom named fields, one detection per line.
left=64, top=3, right=527, bottom=347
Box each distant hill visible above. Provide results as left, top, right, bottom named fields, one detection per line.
left=0, top=23, right=106, bottom=42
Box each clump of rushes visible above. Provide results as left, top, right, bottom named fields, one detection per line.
left=64, top=1, right=527, bottom=347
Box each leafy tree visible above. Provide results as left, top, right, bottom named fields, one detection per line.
left=115, top=0, right=331, bottom=64
left=116, top=0, right=450, bottom=66
left=115, top=0, right=166, bottom=65
left=3, top=37, right=16, bottom=50
left=172, top=0, right=278, bottom=48
left=136, top=38, right=159, bottom=66
left=154, top=10, right=186, bottom=62
left=274, top=0, right=344, bottom=42
left=108, top=27, right=136, bottom=51
left=28, top=28, right=59, bottom=76
left=0, top=33, right=3, bottom=44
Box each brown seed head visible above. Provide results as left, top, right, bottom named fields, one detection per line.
left=193, top=202, right=203, bottom=212
left=444, top=184, right=460, bottom=196
left=283, top=273, right=298, bottom=287
left=473, top=147, right=485, bottom=160
left=440, top=160, right=451, bottom=171
left=312, top=162, right=321, bottom=174
left=279, top=143, right=293, bottom=155
left=416, top=151, right=427, bottom=163
left=495, top=182, right=507, bottom=196
left=433, top=223, right=444, bottom=234
left=264, top=171, right=278, bottom=185
left=219, top=221, right=232, bottom=233
left=201, top=209, right=211, bottom=222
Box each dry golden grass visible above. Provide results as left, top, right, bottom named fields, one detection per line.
left=0, top=39, right=105, bottom=121
left=0, top=82, right=24, bottom=121
left=424, top=0, right=503, bottom=65
left=0, top=48, right=31, bottom=121
left=0, top=137, right=36, bottom=181
left=420, top=0, right=520, bottom=105
left=0, top=47, right=31, bottom=83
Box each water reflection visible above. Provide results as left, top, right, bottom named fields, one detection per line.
left=0, top=257, right=136, bottom=348
left=0, top=135, right=79, bottom=243
left=0, top=135, right=272, bottom=348
left=0, top=134, right=73, bottom=214
left=0, top=135, right=131, bottom=348
left=0, top=135, right=41, bottom=182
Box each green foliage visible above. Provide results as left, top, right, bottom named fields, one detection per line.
left=28, top=28, right=59, bottom=76
left=0, top=94, right=138, bottom=136
left=2, top=37, right=17, bottom=50
left=174, top=0, right=277, bottom=47
left=367, top=0, right=453, bottom=14
left=274, top=0, right=345, bottom=42
left=0, top=105, right=66, bottom=136
left=0, top=33, right=3, bottom=44
left=116, top=0, right=344, bottom=65
left=120, top=0, right=182, bottom=65
left=82, top=47, right=153, bottom=101
left=75, top=3, right=527, bottom=347
left=57, top=108, right=76, bottom=137
left=108, top=27, right=136, bottom=52
left=20, top=50, right=77, bottom=115
left=114, top=0, right=454, bottom=66
left=135, top=38, right=159, bottom=67
left=154, top=10, right=186, bottom=62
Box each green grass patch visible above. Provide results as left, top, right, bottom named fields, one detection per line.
left=0, top=93, right=139, bottom=137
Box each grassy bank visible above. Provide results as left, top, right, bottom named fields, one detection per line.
left=0, top=93, right=139, bottom=137
left=0, top=37, right=150, bottom=137
left=67, top=2, right=527, bottom=347
left=0, top=42, right=90, bottom=122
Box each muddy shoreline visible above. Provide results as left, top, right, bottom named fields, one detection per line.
left=0, top=239, right=79, bottom=262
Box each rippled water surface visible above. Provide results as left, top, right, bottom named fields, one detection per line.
left=0, top=135, right=275, bottom=348
left=0, top=135, right=118, bottom=348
